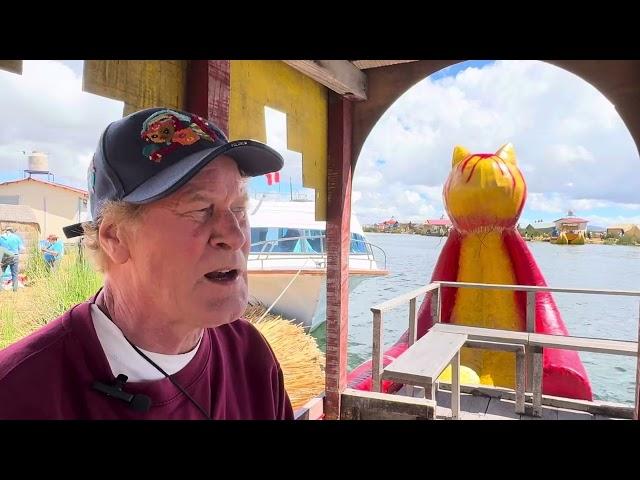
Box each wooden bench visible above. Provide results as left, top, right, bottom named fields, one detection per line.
left=382, top=330, right=468, bottom=419
left=432, top=325, right=638, bottom=417
left=431, top=323, right=529, bottom=344
left=528, top=333, right=638, bottom=416
left=464, top=340, right=527, bottom=414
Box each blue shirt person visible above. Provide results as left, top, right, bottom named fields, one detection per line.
left=0, top=227, right=25, bottom=291
left=41, top=234, right=64, bottom=269
left=0, top=227, right=25, bottom=254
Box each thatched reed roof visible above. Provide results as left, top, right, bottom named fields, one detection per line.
left=0, top=204, right=39, bottom=228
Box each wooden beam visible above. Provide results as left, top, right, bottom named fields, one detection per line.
left=437, top=382, right=635, bottom=419
left=340, top=388, right=435, bottom=420
left=293, top=394, right=325, bottom=420
left=438, top=280, right=640, bottom=297
left=0, top=60, right=22, bottom=75
left=351, top=60, right=418, bottom=70
left=324, top=93, right=353, bottom=419
left=185, top=60, right=230, bottom=137
left=371, top=282, right=439, bottom=313
left=528, top=333, right=637, bottom=356
left=283, top=60, right=367, bottom=101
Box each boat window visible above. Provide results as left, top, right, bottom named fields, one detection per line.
left=306, top=229, right=324, bottom=253
left=350, top=233, right=368, bottom=254
left=274, top=228, right=304, bottom=252
left=250, top=228, right=268, bottom=252
left=250, top=227, right=280, bottom=252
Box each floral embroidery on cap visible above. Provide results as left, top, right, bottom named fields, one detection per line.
left=140, top=109, right=218, bottom=163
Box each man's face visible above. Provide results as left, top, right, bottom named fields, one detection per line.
left=123, top=155, right=250, bottom=329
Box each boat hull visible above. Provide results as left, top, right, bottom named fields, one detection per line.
left=248, top=269, right=383, bottom=331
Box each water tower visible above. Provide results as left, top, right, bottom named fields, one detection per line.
left=23, top=151, right=55, bottom=182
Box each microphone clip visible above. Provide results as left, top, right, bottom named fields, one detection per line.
left=92, top=374, right=152, bottom=412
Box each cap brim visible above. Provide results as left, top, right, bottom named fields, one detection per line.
left=62, top=139, right=283, bottom=238
left=123, top=139, right=283, bottom=204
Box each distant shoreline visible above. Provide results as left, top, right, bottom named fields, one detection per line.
left=365, top=230, right=640, bottom=246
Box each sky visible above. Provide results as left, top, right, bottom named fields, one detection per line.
left=352, top=60, right=640, bottom=228
left=1, top=60, right=639, bottom=228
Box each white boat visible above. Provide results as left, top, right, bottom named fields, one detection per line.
left=247, top=198, right=388, bottom=331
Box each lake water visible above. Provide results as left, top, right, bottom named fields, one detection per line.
left=312, top=233, right=640, bottom=405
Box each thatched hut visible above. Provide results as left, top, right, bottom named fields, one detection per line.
left=0, top=204, right=41, bottom=273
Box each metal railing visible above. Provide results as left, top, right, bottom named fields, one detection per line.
left=250, top=235, right=387, bottom=270
left=370, top=281, right=640, bottom=418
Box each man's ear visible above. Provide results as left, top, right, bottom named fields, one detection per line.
left=98, top=219, right=131, bottom=265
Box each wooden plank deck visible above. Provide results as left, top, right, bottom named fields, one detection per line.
left=397, top=386, right=624, bottom=420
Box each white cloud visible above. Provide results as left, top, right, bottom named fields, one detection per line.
left=580, top=214, right=640, bottom=227
left=0, top=60, right=124, bottom=188
left=353, top=182, right=446, bottom=224
left=353, top=60, right=640, bottom=225
left=2, top=60, right=639, bottom=228
left=547, top=144, right=595, bottom=165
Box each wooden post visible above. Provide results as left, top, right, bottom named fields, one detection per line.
left=525, top=291, right=536, bottom=391
left=451, top=352, right=460, bottom=420
left=515, top=349, right=526, bottom=414
left=372, top=310, right=383, bottom=392
left=185, top=60, right=230, bottom=136
left=324, top=92, right=353, bottom=420
left=408, top=298, right=417, bottom=346
left=636, top=301, right=640, bottom=420
left=532, top=346, right=544, bottom=417
left=432, top=285, right=442, bottom=325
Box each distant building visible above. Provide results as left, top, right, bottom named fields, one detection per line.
left=526, top=221, right=556, bottom=235
left=553, top=211, right=588, bottom=235
left=423, top=218, right=452, bottom=235
left=0, top=203, right=41, bottom=244
left=607, top=224, right=640, bottom=239
left=0, top=177, right=88, bottom=241
left=376, top=217, right=399, bottom=232
left=0, top=204, right=41, bottom=272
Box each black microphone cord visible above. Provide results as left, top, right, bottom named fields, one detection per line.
left=91, top=291, right=212, bottom=420
left=122, top=336, right=212, bottom=421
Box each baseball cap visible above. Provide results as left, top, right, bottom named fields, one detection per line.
left=63, top=107, right=284, bottom=238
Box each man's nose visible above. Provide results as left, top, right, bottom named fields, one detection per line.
left=208, top=209, right=246, bottom=250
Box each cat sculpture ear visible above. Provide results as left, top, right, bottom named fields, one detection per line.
left=495, top=143, right=517, bottom=165
left=452, top=145, right=470, bottom=167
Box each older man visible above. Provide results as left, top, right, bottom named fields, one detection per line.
left=0, top=107, right=293, bottom=420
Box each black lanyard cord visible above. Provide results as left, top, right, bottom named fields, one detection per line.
left=92, top=291, right=212, bottom=420
left=123, top=336, right=212, bottom=421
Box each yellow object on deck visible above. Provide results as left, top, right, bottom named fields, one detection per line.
left=437, top=364, right=481, bottom=386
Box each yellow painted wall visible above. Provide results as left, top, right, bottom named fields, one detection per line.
left=0, top=180, right=86, bottom=241
left=83, top=60, right=188, bottom=116
left=230, top=61, right=328, bottom=220
left=81, top=60, right=330, bottom=219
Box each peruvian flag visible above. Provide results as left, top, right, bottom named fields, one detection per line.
left=265, top=171, right=280, bottom=186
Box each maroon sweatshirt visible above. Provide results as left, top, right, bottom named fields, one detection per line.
left=0, top=300, right=294, bottom=420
